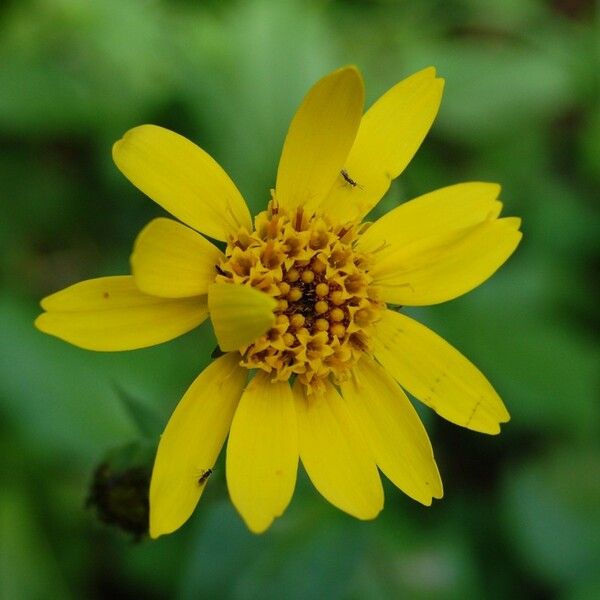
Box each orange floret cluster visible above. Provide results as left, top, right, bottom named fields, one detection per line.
left=216, top=202, right=384, bottom=392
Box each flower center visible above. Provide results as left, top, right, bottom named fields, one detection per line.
left=216, top=202, right=383, bottom=392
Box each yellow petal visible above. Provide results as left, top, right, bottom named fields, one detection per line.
left=149, top=353, right=246, bottom=538
left=357, top=182, right=502, bottom=255
left=208, top=283, right=277, bottom=351
left=293, top=379, right=383, bottom=519
left=319, top=67, right=444, bottom=223
left=373, top=310, right=510, bottom=434
left=372, top=217, right=522, bottom=306
left=35, top=276, right=208, bottom=351
left=275, top=66, right=364, bottom=213
left=112, top=125, right=251, bottom=241
left=226, top=373, right=298, bottom=533
left=131, top=218, right=223, bottom=298
left=341, top=356, right=442, bottom=505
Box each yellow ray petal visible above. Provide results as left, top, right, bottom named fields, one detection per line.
left=149, top=353, right=246, bottom=538
left=319, top=67, right=444, bottom=223
left=208, top=283, right=277, bottom=352
left=226, top=373, right=298, bottom=533
left=373, top=310, right=510, bottom=434
left=112, top=125, right=251, bottom=241
left=293, top=379, right=383, bottom=519
left=275, top=66, right=364, bottom=213
left=357, top=182, right=502, bottom=255
left=131, top=218, right=223, bottom=298
left=341, top=356, right=442, bottom=505
left=372, top=217, right=522, bottom=306
left=35, top=276, right=208, bottom=351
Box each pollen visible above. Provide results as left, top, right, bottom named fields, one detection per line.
left=216, top=202, right=384, bottom=392
left=290, top=313, right=305, bottom=329
left=315, top=282, right=329, bottom=297
left=315, top=300, right=329, bottom=314
left=288, top=287, right=303, bottom=302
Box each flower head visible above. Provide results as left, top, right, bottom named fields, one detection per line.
left=35, top=66, right=522, bottom=536
left=215, top=203, right=383, bottom=393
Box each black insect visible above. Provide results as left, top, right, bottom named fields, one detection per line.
left=198, top=468, right=213, bottom=486
left=341, top=169, right=358, bottom=187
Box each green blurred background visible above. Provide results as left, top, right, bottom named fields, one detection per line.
left=1, top=0, right=598, bottom=598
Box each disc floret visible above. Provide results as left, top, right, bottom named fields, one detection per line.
left=216, top=202, right=383, bottom=392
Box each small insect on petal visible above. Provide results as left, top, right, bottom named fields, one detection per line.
left=341, top=169, right=360, bottom=188
left=198, top=468, right=213, bottom=486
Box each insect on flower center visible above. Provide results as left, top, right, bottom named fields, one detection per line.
left=215, top=201, right=384, bottom=392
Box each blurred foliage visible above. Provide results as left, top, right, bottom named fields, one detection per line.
left=1, top=0, right=598, bottom=598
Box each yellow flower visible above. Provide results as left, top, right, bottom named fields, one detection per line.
left=35, top=66, right=522, bottom=537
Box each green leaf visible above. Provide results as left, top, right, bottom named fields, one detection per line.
left=0, top=485, right=70, bottom=599
left=502, top=447, right=600, bottom=588
left=112, top=385, right=164, bottom=440
left=179, top=490, right=370, bottom=600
